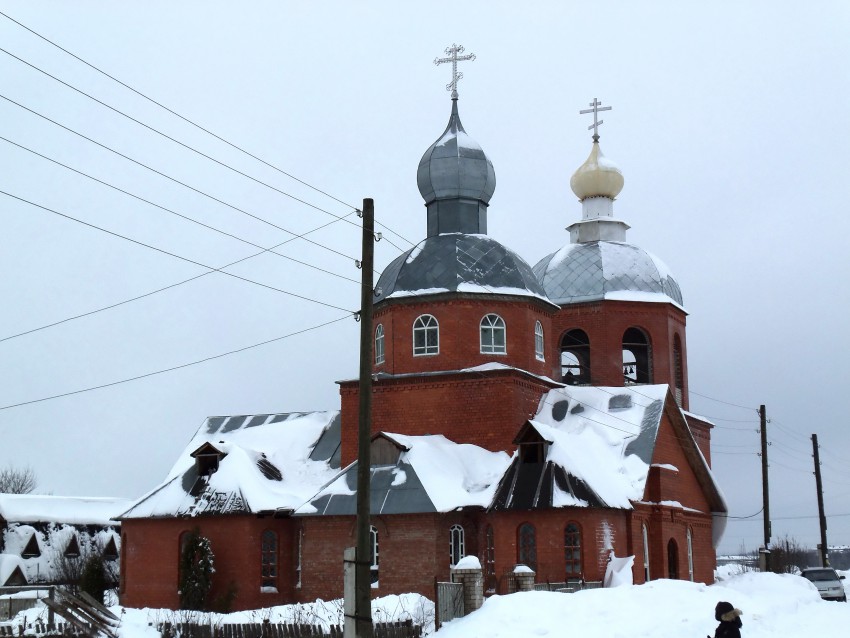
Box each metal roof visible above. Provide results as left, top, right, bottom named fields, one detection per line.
left=533, top=240, right=684, bottom=306
left=374, top=233, right=548, bottom=303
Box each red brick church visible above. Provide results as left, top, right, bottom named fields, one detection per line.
left=119, top=75, right=727, bottom=611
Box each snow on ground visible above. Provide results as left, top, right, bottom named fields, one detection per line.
left=6, top=571, right=850, bottom=637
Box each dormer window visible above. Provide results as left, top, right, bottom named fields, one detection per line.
left=513, top=422, right=550, bottom=464
left=64, top=534, right=81, bottom=558
left=190, top=443, right=227, bottom=477
left=21, top=533, right=41, bottom=558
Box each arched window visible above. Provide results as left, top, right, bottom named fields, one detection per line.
left=261, top=530, right=279, bottom=590
left=480, top=314, right=506, bottom=354
left=623, top=327, right=652, bottom=384
left=673, top=334, right=684, bottom=405
left=534, top=321, right=545, bottom=361
left=369, top=525, right=379, bottom=586
left=413, top=315, right=439, bottom=356
left=564, top=523, right=582, bottom=577
left=686, top=528, right=694, bottom=582
left=485, top=525, right=496, bottom=593
left=449, top=524, right=465, bottom=567
left=561, top=329, right=591, bottom=384
left=517, top=523, right=537, bottom=572
left=642, top=523, right=651, bottom=582
left=375, top=324, right=385, bottom=365
left=120, top=533, right=127, bottom=594
left=667, top=538, right=679, bottom=579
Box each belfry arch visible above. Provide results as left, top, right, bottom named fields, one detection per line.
left=560, top=329, right=591, bottom=385
left=622, top=327, right=652, bottom=384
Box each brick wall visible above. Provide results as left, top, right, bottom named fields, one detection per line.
left=121, top=515, right=294, bottom=612
left=373, top=296, right=555, bottom=378
left=551, top=300, right=690, bottom=410
left=339, top=368, right=558, bottom=465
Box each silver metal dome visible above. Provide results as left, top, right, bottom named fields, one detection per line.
left=533, top=241, right=684, bottom=307
left=417, top=100, right=496, bottom=237
left=375, top=234, right=546, bottom=303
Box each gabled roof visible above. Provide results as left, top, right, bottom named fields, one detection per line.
left=0, top=495, right=129, bottom=526
left=0, top=555, right=27, bottom=586
left=517, top=384, right=726, bottom=513
left=120, top=411, right=342, bottom=519
left=296, top=433, right=511, bottom=516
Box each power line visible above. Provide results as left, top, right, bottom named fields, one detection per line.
left=1, top=190, right=355, bottom=314
left=0, top=314, right=352, bottom=412
left=0, top=214, right=354, bottom=344
left=0, top=135, right=361, bottom=285
left=0, top=43, right=362, bottom=228
left=686, top=389, right=756, bottom=412
left=0, top=13, right=416, bottom=249
left=0, top=91, right=367, bottom=267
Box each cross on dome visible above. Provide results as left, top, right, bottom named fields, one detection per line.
left=434, top=44, right=476, bottom=99
left=579, top=98, right=612, bottom=142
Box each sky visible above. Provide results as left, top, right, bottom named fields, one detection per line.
left=0, top=1, right=848, bottom=557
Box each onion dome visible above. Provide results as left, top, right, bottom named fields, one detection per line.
left=569, top=142, right=624, bottom=201
left=374, top=233, right=546, bottom=303
left=532, top=241, right=684, bottom=307
left=416, top=100, right=496, bottom=236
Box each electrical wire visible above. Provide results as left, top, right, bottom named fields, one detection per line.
left=0, top=189, right=356, bottom=314
left=0, top=91, right=368, bottom=267
left=0, top=314, right=352, bottom=412
left=0, top=12, right=417, bottom=249
left=0, top=44, right=366, bottom=229
left=0, top=134, right=360, bottom=285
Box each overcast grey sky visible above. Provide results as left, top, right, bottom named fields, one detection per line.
left=0, top=1, right=848, bottom=556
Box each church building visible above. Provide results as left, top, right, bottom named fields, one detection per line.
left=118, top=52, right=727, bottom=612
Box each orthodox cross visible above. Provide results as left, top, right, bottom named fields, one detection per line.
left=579, top=98, right=612, bottom=142
left=434, top=44, right=476, bottom=99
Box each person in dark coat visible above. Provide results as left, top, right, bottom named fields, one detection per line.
left=712, top=601, right=743, bottom=638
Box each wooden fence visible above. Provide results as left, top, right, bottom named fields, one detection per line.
left=158, top=621, right=420, bottom=638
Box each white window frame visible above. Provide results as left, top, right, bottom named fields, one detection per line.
left=449, top=524, right=465, bottom=567
left=480, top=314, right=507, bottom=354
left=534, top=321, right=545, bottom=361
left=369, top=525, right=379, bottom=587
left=642, top=523, right=650, bottom=582
left=413, top=315, right=439, bottom=356
left=687, top=528, right=694, bottom=582
left=375, top=324, right=385, bottom=365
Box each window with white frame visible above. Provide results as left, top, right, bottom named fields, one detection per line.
left=642, top=523, right=651, bottom=582
left=534, top=321, right=545, bottom=361
left=375, top=324, right=385, bottom=365
left=369, top=525, right=379, bottom=586
left=449, top=524, right=465, bottom=567
left=480, top=314, right=506, bottom=354
left=413, top=315, right=439, bottom=356
left=261, top=530, right=278, bottom=591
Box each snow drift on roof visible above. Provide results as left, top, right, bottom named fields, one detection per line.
left=0, top=495, right=129, bottom=525
left=120, top=411, right=341, bottom=519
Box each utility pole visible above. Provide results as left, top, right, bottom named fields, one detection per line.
left=759, top=404, right=772, bottom=572
left=812, top=433, right=829, bottom=567
left=355, top=198, right=375, bottom=638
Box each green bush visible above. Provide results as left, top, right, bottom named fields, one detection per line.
left=179, top=529, right=215, bottom=610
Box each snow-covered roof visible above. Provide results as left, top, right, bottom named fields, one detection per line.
left=492, top=384, right=726, bottom=518
left=533, top=241, right=684, bottom=308
left=296, top=433, right=511, bottom=516
left=374, top=234, right=553, bottom=305
left=0, top=494, right=129, bottom=525
left=120, top=411, right=342, bottom=519
left=0, top=554, right=26, bottom=586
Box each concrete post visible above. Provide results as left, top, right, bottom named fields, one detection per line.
left=513, top=564, right=535, bottom=592
left=451, top=560, right=484, bottom=614
left=343, top=547, right=356, bottom=638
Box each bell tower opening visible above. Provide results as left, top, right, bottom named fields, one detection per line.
left=622, top=327, right=652, bottom=384
left=561, top=329, right=591, bottom=385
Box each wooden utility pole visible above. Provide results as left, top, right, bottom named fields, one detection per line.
left=759, top=404, right=772, bottom=571
left=355, top=198, right=375, bottom=638
left=812, top=433, right=829, bottom=567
